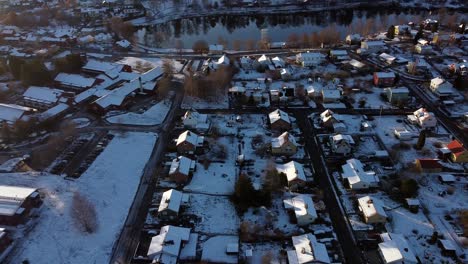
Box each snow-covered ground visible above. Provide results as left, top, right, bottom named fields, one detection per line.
left=71, top=118, right=91, bottom=128
left=117, top=57, right=184, bottom=73
left=106, top=100, right=171, bottom=126
left=184, top=161, right=236, bottom=195
left=4, top=132, right=157, bottom=264
left=201, top=235, right=239, bottom=264
left=186, top=193, right=239, bottom=235
left=181, top=95, right=229, bottom=109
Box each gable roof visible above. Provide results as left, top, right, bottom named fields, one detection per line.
left=358, top=196, right=387, bottom=218
left=176, top=130, right=202, bottom=146
left=147, top=225, right=191, bottom=260
left=379, top=233, right=417, bottom=264
left=55, top=73, right=96, bottom=89
left=271, top=132, right=297, bottom=148
left=269, top=109, right=291, bottom=125
left=0, top=103, right=35, bottom=124
left=283, top=194, right=317, bottom=221
left=416, top=158, right=442, bottom=169
left=158, top=189, right=183, bottom=214
left=169, top=156, right=195, bottom=176
left=276, top=161, right=306, bottom=182
left=23, top=86, right=63, bottom=104
left=289, top=233, right=331, bottom=264
left=446, top=140, right=466, bottom=157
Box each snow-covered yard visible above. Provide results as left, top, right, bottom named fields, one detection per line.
left=184, top=162, right=236, bottom=195
left=118, top=57, right=184, bottom=73
left=201, top=235, right=239, bottom=264
left=186, top=193, right=239, bottom=235
left=106, top=100, right=171, bottom=126
left=3, top=132, right=157, bottom=264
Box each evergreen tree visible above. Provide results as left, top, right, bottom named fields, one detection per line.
left=415, top=130, right=426, bottom=150
left=387, top=25, right=396, bottom=39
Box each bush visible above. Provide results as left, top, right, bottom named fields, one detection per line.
left=399, top=178, right=419, bottom=198
left=71, top=192, right=98, bottom=233
left=231, top=175, right=271, bottom=214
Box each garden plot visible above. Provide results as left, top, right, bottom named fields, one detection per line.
left=184, top=161, right=236, bottom=195
left=185, top=193, right=239, bottom=235
left=351, top=88, right=395, bottom=109
left=2, top=132, right=157, bottom=264
left=106, top=100, right=171, bottom=126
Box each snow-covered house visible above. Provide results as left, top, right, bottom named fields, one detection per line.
left=379, top=53, right=396, bottom=65
left=240, top=56, right=254, bottom=69
left=358, top=196, right=387, bottom=224
left=430, top=77, right=453, bottom=99
left=393, top=127, right=414, bottom=141
left=115, top=39, right=131, bottom=50
left=280, top=68, right=291, bottom=80
left=361, top=40, right=386, bottom=53
left=158, top=189, right=189, bottom=221
left=182, top=109, right=210, bottom=132
left=329, top=50, right=349, bottom=61
left=296, top=52, right=325, bottom=67
left=82, top=59, right=131, bottom=79
left=322, top=89, right=341, bottom=103
left=54, top=73, right=97, bottom=90
left=330, top=134, right=355, bottom=155
left=22, top=86, right=64, bottom=110
left=209, top=44, right=224, bottom=54
left=385, top=87, right=409, bottom=104
left=257, top=54, right=271, bottom=66
left=320, top=109, right=345, bottom=130
left=176, top=130, right=204, bottom=154
left=378, top=233, right=417, bottom=264
left=446, top=139, right=468, bottom=163
left=271, top=56, right=285, bottom=68
left=373, top=72, right=396, bottom=87
left=216, top=54, right=230, bottom=66
left=0, top=103, right=36, bottom=129
left=287, top=233, right=331, bottom=264
left=168, top=156, right=196, bottom=184
left=283, top=194, right=317, bottom=226
left=0, top=185, right=42, bottom=226
left=268, top=109, right=291, bottom=131
left=276, top=161, right=306, bottom=190
left=415, top=43, right=433, bottom=54
left=407, top=108, right=437, bottom=129
left=271, top=132, right=298, bottom=156
left=147, top=225, right=198, bottom=263
left=346, top=34, right=362, bottom=45
left=341, top=159, right=379, bottom=190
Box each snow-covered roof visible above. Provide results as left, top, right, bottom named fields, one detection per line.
left=322, top=89, right=341, bottom=99
left=0, top=103, right=35, bottom=124
left=379, top=233, right=417, bottom=264
left=23, top=86, right=63, bottom=104
left=82, top=59, right=124, bottom=79
left=183, top=109, right=208, bottom=124
left=38, top=103, right=69, bottom=121
left=116, top=39, right=131, bottom=48
left=439, top=239, right=456, bottom=251
left=0, top=185, right=38, bottom=217
left=297, top=52, right=325, bottom=60
left=158, top=189, right=183, bottom=214
left=332, top=134, right=355, bottom=145
left=140, top=67, right=163, bottom=83
left=362, top=40, right=385, bottom=46
left=269, top=109, right=290, bottom=125
left=379, top=53, right=396, bottom=61
left=358, top=196, right=387, bottom=219
left=389, top=87, right=409, bottom=94
left=217, top=55, right=230, bottom=65
left=288, top=233, right=331, bottom=264
left=342, top=159, right=378, bottom=187
left=176, top=130, right=203, bottom=147
left=169, top=156, right=195, bottom=176
left=147, top=225, right=192, bottom=260
left=349, top=59, right=365, bottom=68
left=330, top=50, right=348, bottom=56
left=93, top=79, right=140, bottom=109
left=283, top=194, right=317, bottom=222
left=0, top=157, right=26, bottom=173
left=276, top=161, right=306, bottom=183
left=55, top=73, right=96, bottom=89
left=439, top=173, right=455, bottom=182
left=431, top=77, right=445, bottom=86
left=271, top=132, right=297, bottom=149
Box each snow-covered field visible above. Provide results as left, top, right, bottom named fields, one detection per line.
left=201, top=235, right=239, bottom=264
left=106, top=100, right=171, bottom=126
left=184, top=162, right=236, bottom=195
left=117, top=57, right=184, bottom=73
left=4, top=132, right=157, bottom=264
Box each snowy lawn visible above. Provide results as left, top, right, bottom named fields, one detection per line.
left=106, top=100, right=171, bottom=126
left=184, top=162, right=236, bottom=195
left=181, top=95, right=229, bottom=109
left=201, top=235, right=239, bottom=264
left=186, top=193, right=239, bottom=235
left=240, top=242, right=286, bottom=264
left=117, top=57, right=184, bottom=73
left=4, top=132, right=157, bottom=264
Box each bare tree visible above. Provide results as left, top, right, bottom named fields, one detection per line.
left=162, top=59, right=175, bottom=77
left=245, top=39, right=256, bottom=50
left=192, top=40, right=209, bottom=54
left=232, top=39, right=242, bottom=51
left=71, top=192, right=98, bottom=233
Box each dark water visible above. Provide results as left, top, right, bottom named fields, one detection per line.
left=137, top=7, right=452, bottom=48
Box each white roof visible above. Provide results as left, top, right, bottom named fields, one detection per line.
left=169, top=156, right=195, bottom=176
left=82, top=60, right=124, bottom=79
left=23, top=86, right=63, bottom=104
left=183, top=109, right=208, bottom=124
left=38, top=103, right=69, bottom=121
left=158, top=189, right=183, bottom=214
left=358, top=196, right=387, bottom=219
left=269, top=109, right=290, bottom=125
left=283, top=194, right=317, bottom=221
left=55, top=73, right=95, bottom=89
left=276, top=161, right=306, bottom=183
left=342, top=159, right=378, bottom=188
left=431, top=77, right=445, bottom=86
left=379, top=53, right=396, bottom=61
left=180, top=233, right=198, bottom=260
left=0, top=185, right=37, bottom=216
left=349, top=59, right=365, bottom=68
left=0, top=103, right=35, bottom=124
left=332, top=134, right=355, bottom=145
left=140, top=67, right=163, bottom=83
left=93, top=78, right=140, bottom=109
left=217, top=55, right=230, bottom=65
left=379, top=233, right=417, bottom=264
left=322, top=89, right=341, bottom=99
left=116, top=39, right=131, bottom=48
left=439, top=173, right=455, bottom=182
left=297, top=52, right=325, bottom=59
left=176, top=130, right=203, bottom=146
left=289, top=233, right=331, bottom=264
left=147, top=225, right=191, bottom=260
left=330, top=50, right=348, bottom=56
left=271, top=132, right=297, bottom=149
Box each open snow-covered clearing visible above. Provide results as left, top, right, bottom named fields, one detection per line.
left=186, top=193, right=239, bottom=235
left=184, top=162, right=236, bottom=195
left=106, top=100, right=171, bottom=126
left=4, top=132, right=157, bottom=264
left=117, top=57, right=183, bottom=73
left=201, top=235, right=239, bottom=264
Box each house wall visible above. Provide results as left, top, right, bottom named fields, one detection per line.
left=271, top=142, right=297, bottom=156
left=158, top=209, right=178, bottom=221
left=271, top=120, right=291, bottom=131
left=451, top=152, right=468, bottom=163
left=169, top=171, right=189, bottom=184
left=177, top=142, right=196, bottom=154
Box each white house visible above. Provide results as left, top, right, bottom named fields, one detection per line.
left=378, top=233, right=418, bottom=264
left=147, top=225, right=198, bottom=263
left=283, top=194, right=317, bottom=226
left=296, top=52, right=326, bottom=67
left=430, top=77, right=453, bottom=98
left=330, top=134, right=355, bottom=155
left=287, top=233, right=331, bottom=264
left=22, top=86, right=63, bottom=110
left=158, top=189, right=189, bottom=221
left=341, top=159, right=379, bottom=190
left=358, top=196, right=387, bottom=224
left=0, top=103, right=36, bottom=129
left=322, top=89, right=341, bottom=103
left=407, top=108, right=437, bottom=129
left=276, top=161, right=307, bottom=190
left=280, top=68, right=291, bottom=80
left=361, top=40, right=386, bottom=53
left=257, top=54, right=271, bottom=66
left=182, top=109, right=210, bottom=132
left=271, top=56, right=285, bottom=68
left=379, top=53, right=396, bottom=65
left=176, top=130, right=205, bottom=154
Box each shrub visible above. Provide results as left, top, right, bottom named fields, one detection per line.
left=399, top=178, right=419, bottom=198
left=71, top=192, right=98, bottom=233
